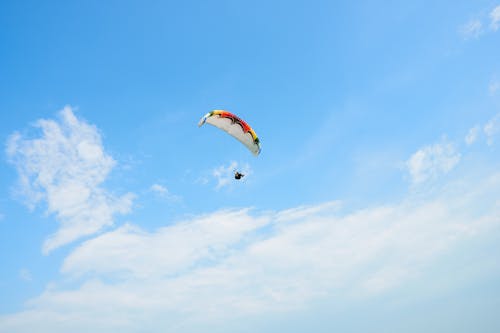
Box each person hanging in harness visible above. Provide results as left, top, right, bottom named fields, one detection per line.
left=234, top=171, right=245, bottom=180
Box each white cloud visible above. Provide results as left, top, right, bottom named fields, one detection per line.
left=274, top=201, right=341, bottom=222
left=211, top=161, right=251, bottom=190
left=490, top=5, right=500, bottom=31
left=484, top=113, right=500, bottom=145
left=460, top=19, right=483, bottom=39
left=406, top=139, right=461, bottom=184
left=490, top=79, right=500, bottom=95
left=465, top=125, right=480, bottom=145
left=1, top=167, right=499, bottom=332
left=212, top=161, right=237, bottom=189
left=61, top=209, right=270, bottom=279
left=149, top=183, right=180, bottom=203
left=150, top=184, right=168, bottom=195
left=2, top=108, right=500, bottom=333
left=19, top=269, right=32, bottom=282
left=6, top=106, right=134, bottom=254
left=460, top=5, right=500, bottom=39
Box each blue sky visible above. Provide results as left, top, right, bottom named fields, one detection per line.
left=1, top=1, right=500, bottom=332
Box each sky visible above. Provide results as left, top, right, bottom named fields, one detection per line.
left=1, top=1, right=500, bottom=332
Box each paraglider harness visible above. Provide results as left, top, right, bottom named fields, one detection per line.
left=234, top=171, right=244, bottom=180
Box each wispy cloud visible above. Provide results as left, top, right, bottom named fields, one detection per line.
left=2, top=113, right=500, bottom=332
left=6, top=106, right=134, bottom=254
left=406, top=139, right=460, bottom=184
left=1, top=167, right=499, bottom=332
left=484, top=113, right=500, bottom=146
left=150, top=183, right=181, bottom=203
left=490, top=79, right=500, bottom=95
left=61, top=209, right=270, bottom=279
left=150, top=184, right=168, bottom=195
left=19, top=269, right=32, bottom=282
left=464, top=113, right=500, bottom=147
left=211, top=161, right=251, bottom=190
left=490, top=5, right=500, bottom=31
left=460, top=5, right=500, bottom=39
left=460, top=19, right=483, bottom=39
left=465, top=125, right=481, bottom=145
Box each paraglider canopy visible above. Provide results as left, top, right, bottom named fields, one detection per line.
left=198, top=110, right=261, bottom=156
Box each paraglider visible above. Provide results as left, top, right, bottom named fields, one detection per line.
left=198, top=110, right=260, bottom=180
left=198, top=110, right=261, bottom=156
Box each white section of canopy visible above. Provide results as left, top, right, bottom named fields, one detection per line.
left=199, top=113, right=260, bottom=156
